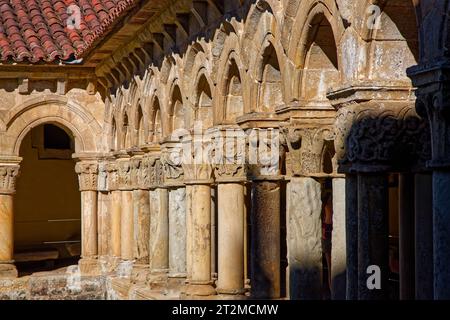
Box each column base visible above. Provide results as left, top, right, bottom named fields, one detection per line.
left=216, top=287, right=245, bottom=295
left=78, top=258, right=101, bottom=275
left=167, top=274, right=187, bottom=291
left=185, top=281, right=217, bottom=297
left=132, top=264, right=151, bottom=282
left=0, top=263, right=18, bottom=279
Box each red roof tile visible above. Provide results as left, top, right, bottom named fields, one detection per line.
left=0, top=0, right=137, bottom=63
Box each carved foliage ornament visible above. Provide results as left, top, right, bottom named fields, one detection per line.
left=341, top=104, right=431, bottom=171
left=0, top=165, right=20, bottom=194
left=283, top=126, right=333, bottom=176
left=75, top=162, right=99, bottom=192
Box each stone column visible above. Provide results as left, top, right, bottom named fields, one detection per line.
left=75, top=160, right=99, bottom=273
left=331, top=177, right=347, bottom=300
left=210, top=186, right=217, bottom=281
left=345, top=174, right=358, bottom=300
left=414, top=172, right=433, bottom=300
left=107, top=162, right=121, bottom=259
left=183, top=136, right=216, bottom=296
left=248, top=128, right=282, bottom=299
left=0, top=163, right=20, bottom=278
left=357, top=174, right=389, bottom=300
left=97, top=162, right=110, bottom=258
left=149, top=158, right=169, bottom=274
left=432, top=170, right=450, bottom=299
left=287, top=177, right=322, bottom=300
left=161, top=141, right=187, bottom=287
left=132, top=155, right=150, bottom=265
left=399, top=173, right=415, bottom=300
left=117, top=157, right=134, bottom=261
left=215, top=163, right=246, bottom=295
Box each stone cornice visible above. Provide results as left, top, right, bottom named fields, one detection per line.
left=327, top=82, right=416, bottom=109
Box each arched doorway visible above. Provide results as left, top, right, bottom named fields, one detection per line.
left=14, top=123, right=81, bottom=275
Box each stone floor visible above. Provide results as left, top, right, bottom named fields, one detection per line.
left=0, top=266, right=252, bottom=300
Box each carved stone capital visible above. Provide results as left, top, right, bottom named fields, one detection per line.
left=117, top=159, right=133, bottom=191
left=161, top=143, right=184, bottom=187
left=282, top=126, right=333, bottom=177
left=138, top=156, right=151, bottom=190
left=97, top=161, right=109, bottom=192
left=215, top=163, right=247, bottom=183
left=130, top=157, right=142, bottom=189
left=106, top=162, right=119, bottom=191
left=210, top=126, right=247, bottom=183
left=75, top=161, right=99, bottom=192
left=0, top=164, right=20, bottom=195
left=183, top=163, right=214, bottom=185
left=423, top=86, right=450, bottom=168
left=337, top=102, right=431, bottom=173
left=246, top=128, right=283, bottom=179
left=149, top=157, right=164, bottom=189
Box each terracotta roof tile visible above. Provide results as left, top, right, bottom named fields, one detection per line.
left=0, top=0, right=138, bottom=63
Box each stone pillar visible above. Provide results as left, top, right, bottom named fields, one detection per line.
left=168, top=186, right=186, bottom=277
left=210, top=186, right=217, bottom=281
left=161, top=141, right=186, bottom=287
left=0, top=163, right=20, bottom=278
left=345, top=174, right=358, bottom=300
left=432, top=170, right=450, bottom=299
left=185, top=184, right=193, bottom=280
left=247, top=128, right=282, bottom=299
left=215, top=163, right=246, bottom=295
left=183, top=133, right=216, bottom=296
left=287, top=177, right=322, bottom=300
left=75, top=160, right=99, bottom=273
left=251, top=178, right=281, bottom=299
left=357, top=174, right=389, bottom=300
left=414, top=172, right=433, bottom=300
left=97, top=162, right=110, bottom=258
left=149, top=158, right=169, bottom=274
left=132, top=155, right=150, bottom=264
left=399, top=173, right=415, bottom=300
left=107, top=162, right=121, bottom=259
left=331, top=177, right=347, bottom=300
left=117, top=157, right=134, bottom=261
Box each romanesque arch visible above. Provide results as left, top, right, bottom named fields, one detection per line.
left=3, top=95, right=102, bottom=156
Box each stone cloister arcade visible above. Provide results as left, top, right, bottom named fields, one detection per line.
left=0, top=0, right=448, bottom=300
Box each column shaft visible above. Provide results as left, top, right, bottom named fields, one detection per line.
left=217, top=183, right=245, bottom=294
left=432, top=171, right=450, bottom=299
left=251, top=180, right=281, bottom=299
left=399, top=173, right=415, bottom=300
left=168, top=187, right=187, bottom=277
left=186, top=185, right=193, bottom=280
left=121, top=190, right=134, bottom=260
left=357, top=174, right=389, bottom=300
left=345, top=174, right=358, bottom=300
left=133, top=189, right=150, bottom=264
left=0, top=194, right=17, bottom=278
left=287, top=177, right=322, bottom=300
left=331, top=177, right=347, bottom=300
left=81, top=190, right=98, bottom=257
left=149, top=188, right=169, bottom=273
left=97, top=191, right=111, bottom=257
left=111, top=190, right=122, bottom=258
left=414, top=173, right=433, bottom=300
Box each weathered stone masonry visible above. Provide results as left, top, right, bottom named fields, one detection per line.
left=0, top=0, right=449, bottom=300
